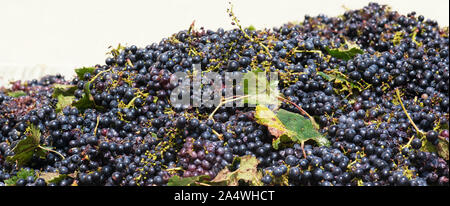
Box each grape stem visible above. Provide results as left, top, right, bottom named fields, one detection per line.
left=395, top=88, right=448, bottom=142
left=39, top=145, right=65, bottom=160
left=301, top=141, right=307, bottom=159
left=277, top=96, right=319, bottom=129
left=126, top=59, right=134, bottom=67
left=227, top=3, right=272, bottom=59
left=209, top=95, right=319, bottom=131
left=212, top=129, right=224, bottom=140
left=396, top=88, right=423, bottom=136
left=401, top=135, right=416, bottom=150
left=93, top=116, right=100, bottom=136
left=194, top=182, right=211, bottom=186
left=208, top=95, right=250, bottom=120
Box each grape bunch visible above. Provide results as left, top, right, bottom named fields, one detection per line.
left=0, top=3, right=448, bottom=186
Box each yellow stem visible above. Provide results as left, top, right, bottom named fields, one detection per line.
left=395, top=88, right=424, bottom=136
left=94, top=116, right=100, bottom=136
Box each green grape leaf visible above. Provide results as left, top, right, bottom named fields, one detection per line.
left=52, top=84, right=77, bottom=113
left=72, top=82, right=96, bottom=111
left=317, top=72, right=332, bottom=81
left=7, top=91, right=27, bottom=98
left=4, top=178, right=16, bottom=186
left=315, top=135, right=331, bottom=147
left=422, top=139, right=449, bottom=160
left=232, top=155, right=262, bottom=185
left=5, top=125, right=60, bottom=166
left=422, top=140, right=438, bottom=153
left=254, top=105, right=294, bottom=149
left=73, top=68, right=108, bottom=112
left=4, top=168, right=35, bottom=186
left=72, top=94, right=96, bottom=111
left=441, top=123, right=449, bottom=130
left=276, top=108, right=330, bottom=147
left=55, top=95, right=75, bottom=113
left=12, top=125, right=40, bottom=153
left=167, top=175, right=211, bottom=186
left=254, top=105, right=330, bottom=150
left=16, top=168, right=36, bottom=180
left=75, top=67, right=95, bottom=81
left=325, top=41, right=363, bottom=60
left=437, top=140, right=449, bottom=161
left=39, top=172, right=68, bottom=184
left=52, top=84, right=77, bottom=97
left=318, top=71, right=363, bottom=93
left=6, top=150, right=35, bottom=167
left=211, top=155, right=262, bottom=186
left=6, top=125, right=42, bottom=166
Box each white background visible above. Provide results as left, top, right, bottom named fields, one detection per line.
left=0, top=0, right=448, bottom=86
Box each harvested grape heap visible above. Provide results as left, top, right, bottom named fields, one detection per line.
left=0, top=3, right=449, bottom=186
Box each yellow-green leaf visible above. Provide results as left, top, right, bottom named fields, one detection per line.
left=52, top=84, right=77, bottom=97
left=7, top=91, right=27, bottom=98
left=39, top=172, right=68, bottom=184
left=75, top=67, right=95, bottom=81
left=211, top=155, right=262, bottom=186
left=254, top=105, right=294, bottom=140
left=55, top=95, right=75, bottom=113
left=325, top=40, right=363, bottom=60
left=437, top=140, right=449, bottom=160
left=167, top=175, right=211, bottom=186
left=254, top=105, right=330, bottom=149
left=4, top=168, right=35, bottom=186
left=277, top=109, right=330, bottom=147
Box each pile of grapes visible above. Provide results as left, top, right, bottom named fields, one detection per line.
left=0, top=3, right=448, bottom=186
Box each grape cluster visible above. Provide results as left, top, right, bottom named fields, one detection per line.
left=0, top=3, right=448, bottom=186
left=178, top=137, right=231, bottom=178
